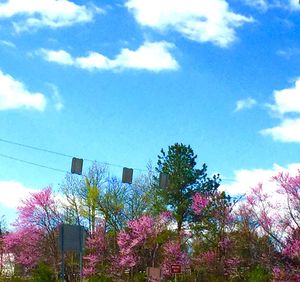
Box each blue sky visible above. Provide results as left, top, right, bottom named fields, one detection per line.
left=1, top=0, right=300, bottom=224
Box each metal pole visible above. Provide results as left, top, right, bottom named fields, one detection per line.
left=79, top=251, right=83, bottom=282
left=79, top=226, right=83, bottom=282
left=61, top=225, right=64, bottom=282
left=175, top=273, right=178, bottom=282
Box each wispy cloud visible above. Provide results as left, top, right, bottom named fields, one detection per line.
left=235, top=97, right=257, bottom=112
left=125, top=0, right=253, bottom=47
left=38, top=42, right=179, bottom=72
left=277, top=48, right=300, bottom=59
left=47, top=83, right=63, bottom=111
left=0, top=69, right=46, bottom=111
left=0, top=0, right=102, bottom=31
left=0, top=40, right=16, bottom=48
left=242, top=0, right=269, bottom=11
left=242, top=0, right=300, bottom=11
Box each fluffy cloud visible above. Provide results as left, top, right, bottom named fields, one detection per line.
left=261, top=78, right=300, bottom=142
left=261, top=118, right=300, bottom=142
left=125, top=0, right=253, bottom=47
left=39, top=42, right=179, bottom=72
left=0, top=0, right=100, bottom=31
left=0, top=181, right=36, bottom=208
left=40, top=49, right=74, bottom=65
left=289, top=0, right=300, bottom=10
left=221, top=163, right=300, bottom=196
left=235, top=97, right=257, bottom=112
left=269, top=78, right=300, bottom=115
left=0, top=70, right=46, bottom=111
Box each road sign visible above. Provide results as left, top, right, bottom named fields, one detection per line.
left=58, top=224, right=85, bottom=252
left=171, top=264, right=181, bottom=274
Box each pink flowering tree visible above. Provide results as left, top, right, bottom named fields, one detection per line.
left=191, top=190, right=244, bottom=280
left=244, top=171, right=300, bottom=280
left=3, top=187, right=62, bottom=275
left=114, top=212, right=174, bottom=278
left=83, top=223, right=108, bottom=279
left=161, top=238, right=190, bottom=277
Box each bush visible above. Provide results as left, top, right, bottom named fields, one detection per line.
left=244, top=266, right=271, bottom=282
left=31, top=262, right=56, bottom=282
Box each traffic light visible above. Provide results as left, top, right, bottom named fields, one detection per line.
left=71, top=157, right=83, bottom=175
left=122, top=167, right=133, bottom=184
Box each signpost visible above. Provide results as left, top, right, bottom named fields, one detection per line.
left=58, top=224, right=86, bottom=282
left=171, top=264, right=181, bottom=282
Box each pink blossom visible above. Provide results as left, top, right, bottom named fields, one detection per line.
left=192, top=193, right=209, bottom=215
left=83, top=224, right=107, bottom=277
left=218, top=237, right=231, bottom=250
left=161, top=240, right=189, bottom=277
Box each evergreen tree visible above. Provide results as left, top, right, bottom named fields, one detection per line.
left=155, top=143, right=220, bottom=235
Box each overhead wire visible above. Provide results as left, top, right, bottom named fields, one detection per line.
left=0, top=152, right=68, bottom=174
left=0, top=137, right=236, bottom=179
left=0, top=137, right=147, bottom=172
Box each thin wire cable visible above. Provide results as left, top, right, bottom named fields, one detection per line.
left=0, top=151, right=236, bottom=183
left=0, top=137, right=147, bottom=172
left=0, top=153, right=68, bottom=174
left=0, top=137, right=73, bottom=159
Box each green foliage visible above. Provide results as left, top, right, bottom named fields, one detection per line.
left=31, top=262, right=56, bottom=282
left=155, top=143, right=220, bottom=233
left=244, top=266, right=271, bottom=282
left=132, top=272, right=146, bottom=281
left=87, top=275, right=114, bottom=282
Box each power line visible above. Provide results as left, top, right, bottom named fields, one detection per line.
left=0, top=137, right=147, bottom=172
left=0, top=137, right=74, bottom=159
left=0, top=152, right=68, bottom=174
left=0, top=138, right=236, bottom=176
left=0, top=151, right=236, bottom=183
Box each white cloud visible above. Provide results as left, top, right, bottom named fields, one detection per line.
left=47, top=83, right=63, bottom=111
left=289, top=0, right=300, bottom=10
left=125, top=0, right=253, bottom=47
left=111, top=41, right=178, bottom=71
left=0, top=0, right=100, bottom=31
left=242, top=0, right=300, bottom=11
left=40, top=49, right=74, bottom=65
left=0, top=181, right=36, bottom=208
left=0, top=70, right=46, bottom=111
left=0, top=40, right=15, bottom=48
left=39, top=41, right=179, bottom=72
left=268, top=78, right=300, bottom=115
left=260, top=78, right=300, bottom=142
left=221, top=163, right=300, bottom=196
left=261, top=118, right=300, bottom=142
left=276, top=48, right=299, bottom=59
left=235, top=97, right=257, bottom=112
left=243, top=0, right=269, bottom=11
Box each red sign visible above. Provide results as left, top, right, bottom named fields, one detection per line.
left=171, top=264, right=181, bottom=274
